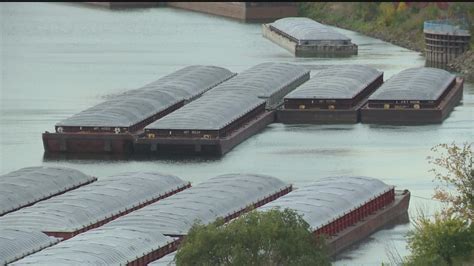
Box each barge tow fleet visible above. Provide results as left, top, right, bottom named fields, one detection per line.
left=148, top=176, right=410, bottom=265
left=13, top=174, right=291, bottom=265
left=361, top=67, right=464, bottom=124
left=138, top=63, right=309, bottom=156
left=262, top=17, right=358, bottom=57
left=42, top=65, right=235, bottom=154
left=277, top=65, right=383, bottom=123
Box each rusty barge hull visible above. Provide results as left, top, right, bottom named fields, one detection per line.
left=361, top=78, right=463, bottom=125
left=135, top=111, right=275, bottom=156
left=43, top=132, right=136, bottom=154
left=327, top=190, right=410, bottom=256
left=277, top=108, right=360, bottom=124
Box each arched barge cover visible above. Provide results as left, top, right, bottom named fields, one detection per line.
left=270, top=17, right=351, bottom=44
left=55, top=65, right=235, bottom=129
left=0, top=229, right=59, bottom=265
left=285, top=65, right=382, bottom=100
left=0, top=166, right=96, bottom=216
left=11, top=228, right=175, bottom=265
left=368, top=67, right=455, bottom=101
left=0, top=172, right=189, bottom=234
left=146, top=63, right=309, bottom=131
left=258, top=176, right=393, bottom=231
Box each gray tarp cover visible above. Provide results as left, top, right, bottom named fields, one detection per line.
left=0, top=166, right=95, bottom=216
left=13, top=174, right=289, bottom=265
left=285, top=65, right=382, bottom=100
left=0, top=172, right=188, bottom=233
left=146, top=63, right=308, bottom=131
left=369, top=67, right=455, bottom=101
left=259, top=176, right=393, bottom=231
left=56, top=66, right=235, bottom=128
left=270, top=17, right=351, bottom=43
left=0, top=229, right=59, bottom=265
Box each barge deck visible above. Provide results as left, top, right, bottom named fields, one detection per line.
left=262, top=18, right=358, bottom=57
left=141, top=63, right=309, bottom=156
left=42, top=66, right=235, bottom=154
left=277, top=65, right=383, bottom=124
left=361, top=67, right=463, bottom=125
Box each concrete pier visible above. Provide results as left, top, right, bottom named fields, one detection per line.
left=424, top=20, right=471, bottom=65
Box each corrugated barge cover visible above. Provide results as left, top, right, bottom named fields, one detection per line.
left=146, top=63, right=308, bottom=131
left=12, top=228, right=175, bottom=265
left=369, top=67, right=455, bottom=101
left=259, top=176, right=393, bottom=231
left=149, top=251, right=177, bottom=266
left=0, top=166, right=95, bottom=216
left=285, top=65, right=382, bottom=99
left=270, top=17, right=351, bottom=42
left=0, top=172, right=188, bottom=233
left=55, top=65, right=235, bottom=128
left=73, top=174, right=288, bottom=237
left=0, top=229, right=59, bottom=265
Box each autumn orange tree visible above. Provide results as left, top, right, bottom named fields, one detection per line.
left=404, top=142, right=474, bottom=266
left=429, top=142, right=473, bottom=221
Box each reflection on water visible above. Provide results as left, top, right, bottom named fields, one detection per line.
left=1, top=2, right=473, bottom=264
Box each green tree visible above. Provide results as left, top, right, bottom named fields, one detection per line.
left=403, top=142, right=474, bottom=265
left=429, top=142, right=473, bottom=221
left=404, top=214, right=474, bottom=266
left=175, top=209, right=330, bottom=266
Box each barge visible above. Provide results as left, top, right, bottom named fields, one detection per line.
left=0, top=167, right=96, bottom=216
left=42, top=66, right=235, bottom=154
left=262, top=17, right=358, bottom=57
left=0, top=172, right=189, bottom=240
left=277, top=65, right=383, bottom=124
left=361, top=67, right=464, bottom=124
left=138, top=63, right=309, bottom=156
left=258, top=176, right=410, bottom=257
left=14, top=174, right=291, bottom=265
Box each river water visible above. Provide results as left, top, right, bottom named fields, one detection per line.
left=1, top=3, right=473, bottom=265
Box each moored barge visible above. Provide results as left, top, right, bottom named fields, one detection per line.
left=138, top=63, right=309, bottom=156
left=42, top=66, right=235, bottom=154
left=13, top=174, right=291, bottom=265
left=0, top=172, right=190, bottom=240
left=258, top=176, right=410, bottom=257
left=277, top=65, right=383, bottom=124
left=262, top=17, right=358, bottom=57
left=361, top=67, right=464, bottom=124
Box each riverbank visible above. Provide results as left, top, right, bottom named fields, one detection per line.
left=299, top=2, right=473, bottom=81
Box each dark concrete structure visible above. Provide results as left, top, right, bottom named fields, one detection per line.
left=424, top=20, right=471, bottom=65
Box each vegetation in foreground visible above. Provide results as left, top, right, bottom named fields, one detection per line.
left=175, top=209, right=330, bottom=266
left=403, top=142, right=474, bottom=266
left=172, top=143, right=472, bottom=265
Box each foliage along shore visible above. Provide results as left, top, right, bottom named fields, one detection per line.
left=298, top=2, right=474, bottom=82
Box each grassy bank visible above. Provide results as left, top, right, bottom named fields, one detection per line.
left=299, top=2, right=474, bottom=81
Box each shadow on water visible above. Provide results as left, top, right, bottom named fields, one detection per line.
left=272, top=148, right=355, bottom=156
left=42, top=151, right=223, bottom=163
